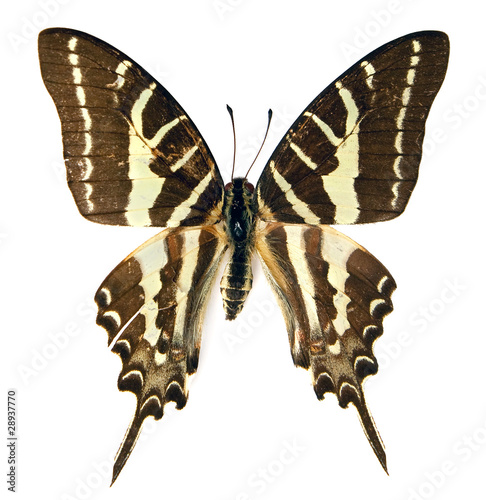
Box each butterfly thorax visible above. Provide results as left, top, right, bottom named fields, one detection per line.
left=220, top=178, right=255, bottom=320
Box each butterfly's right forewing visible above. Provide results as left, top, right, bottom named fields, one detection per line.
left=256, top=31, right=449, bottom=225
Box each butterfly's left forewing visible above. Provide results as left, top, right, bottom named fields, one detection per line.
left=38, top=28, right=224, bottom=228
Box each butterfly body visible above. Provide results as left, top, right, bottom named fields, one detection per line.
left=38, top=28, right=449, bottom=483
left=221, top=177, right=256, bottom=319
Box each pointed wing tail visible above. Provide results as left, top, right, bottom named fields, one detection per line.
left=355, top=395, right=387, bottom=473
left=111, top=407, right=146, bottom=486
left=94, top=225, right=227, bottom=483
left=256, top=222, right=395, bottom=470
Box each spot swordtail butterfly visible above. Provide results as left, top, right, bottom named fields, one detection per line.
left=38, top=28, right=449, bottom=483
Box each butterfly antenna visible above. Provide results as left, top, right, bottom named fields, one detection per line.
left=227, top=104, right=237, bottom=180
left=245, top=108, right=273, bottom=179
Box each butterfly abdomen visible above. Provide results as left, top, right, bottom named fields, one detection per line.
left=220, top=248, right=253, bottom=320
left=220, top=178, right=255, bottom=320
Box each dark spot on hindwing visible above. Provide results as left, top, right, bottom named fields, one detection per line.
left=165, top=382, right=187, bottom=410
left=314, top=372, right=335, bottom=399
left=157, top=333, right=170, bottom=354
left=355, top=356, right=378, bottom=380
left=338, top=383, right=360, bottom=408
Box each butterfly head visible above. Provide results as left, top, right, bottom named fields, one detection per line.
left=224, top=178, right=254, bottom=193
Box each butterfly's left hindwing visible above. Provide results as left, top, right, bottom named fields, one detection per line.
left=38, top=28, right=224, bottom=228
left=256, top=222, right=395, bottom=469
left=94, top=224, right=227, bottom=482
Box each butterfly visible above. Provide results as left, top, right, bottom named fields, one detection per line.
left=38, top=28, right=449, bottom=483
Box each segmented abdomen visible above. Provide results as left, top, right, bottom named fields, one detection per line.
left=220, top=246, right=253, bottom=320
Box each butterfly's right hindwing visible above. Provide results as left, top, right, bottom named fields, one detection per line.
left=255, top=221, right=396, bottom=470
left=38, top=28, right=224, bottom=228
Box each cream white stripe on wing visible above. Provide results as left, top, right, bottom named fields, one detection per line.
left=288, top=83, right=361, bottom=223
left=391, top=39, right=422, bottom=208
left=328, top=339, right=341, bottom=355
left=135, top=235, right=170, bottom=365
left=131, top=83, right=186, bottom=149
left=269, top=161, right=317, bottom=223
left=172, top=230, right=201, bottom=351
left=336, top=82, right=360, bottom=135
left=300, top=82, right=361, bottom=224
left=108, top=60, right=132, bottom=91
left=321, top=228, right=355, bottom=336
left=81, top=108, right=92, bottom=130
left=170, top=145, right=199, bottom=172
left=67, top=38, right=91, bottom=143
left=67, top=35, right=94, bottom=212
left=324, top=82, right=360, bottom=224
left=68, top=36, right=77, bottom=51
left=80, top=158, right=94, bottom=181
left=72, top=67, right=81, bottom=84
left=304, top=112, right=340, bottom=147
left=289, top=142, right=318, bottom=170
left=125, top=123, right=165, bottom=226
left=75, top=86, right=86, bottom=106
left=126, top=178, right=166, bottom=209
left=284, top=226, right=321, bottom=337
left=82, top=132, right=92, bottom=156
left=360, top=60, right=375, bottom=89
left=126, top=87, right=193, bottom=225
left=165, top=171, right=213, bottom=227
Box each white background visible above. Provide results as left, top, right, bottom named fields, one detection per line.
left=2, top=0, right=485, bottom=499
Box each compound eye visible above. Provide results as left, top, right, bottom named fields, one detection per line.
left=245, top=181, right=254, bottom=193
left=224, top=182, right=233, bottom=191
